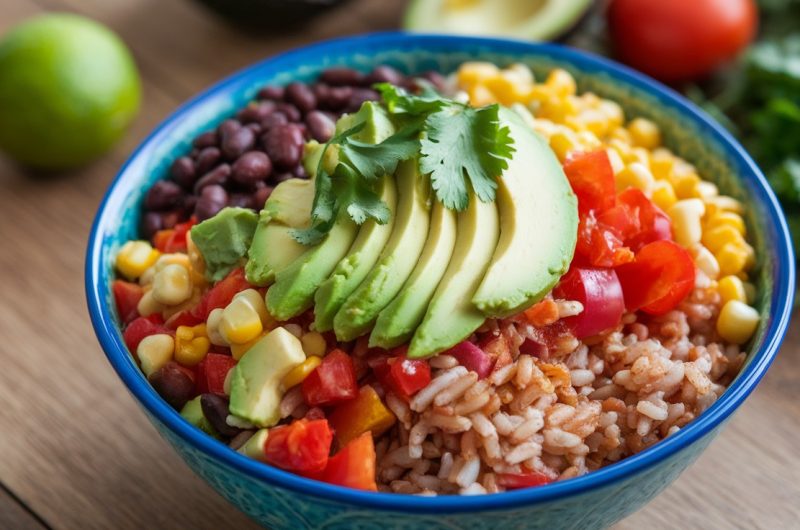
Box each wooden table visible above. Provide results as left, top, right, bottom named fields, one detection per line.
left=1, top=1, right=798, bottom=528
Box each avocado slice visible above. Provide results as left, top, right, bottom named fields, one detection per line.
left=314, top=175, right=398, bottom=332
left=472, top=108, right=578, bottom=317
left=370, top=201, right=457, bottom=348
left=337, top=101, right=396, bottom=143
left=180, top=396, right=218, bottom=437
left=404, top=0, right=593, bottom=41
left=333, top=159, right=432, bottom=342
left=408, top=195, right=500, bottom=359
left=192, top=207, right=259, bottom=282
left=245, top=178, right=314, bottom=286
left=228, top=327, right=306, bottom=427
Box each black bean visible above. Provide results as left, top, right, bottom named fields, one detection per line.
left=245, top=122, right=263, bottom=136
left=228, top=193, right=256, bottom=209
left=160, top=211, right=180, bottom=230
left=367, top=65, right=405, bottom=85
left=141, top=211, right=163, bottom=239
left=200, top=394, right=241, bottom=437
left=196, top=146, right=222, bottom=175
left=231, top=151, right=272, bottom=184
left=272, top=172, right=295, bottom=183
left=149, top=363, right=195, bottom=410
left=192, top=131, right=218, bottom=149
left=293, top=164, right=308, bottom=179
left=264, top=124, right=305, bottom=169
left=170, top=156, right=197, bottom=189
left=346, top=88, right=380, bottom=112
left=237, top=101, right=276, bottom=124
left=221, top=127, right=256, bottom=159
left=276, top=102, right=301, bottom=122
left=217, top=119, right=242, bottom=141
left=194, top=163, right=231, bottom=193
left=194, top=185, right=228, bottom=220
left=312, top=83, right=330, bottom=103
left=257, top=85, right=285, bottom=101
left=229, top=430, right=257, bottom=451
left=261, top=112, right=288, bottom=131
left=253, top=185, right=273, bottom=209
left=144, top=180, right=183, bottom=211
left=415, top=70, right=447, bottom=92
left=182, top=195, right=197, bottom=215
left=305, top=110, right=336, bottom=142
left=285, top=82, right=317, bottom=113
left=322, top=86, right=352, bottom=110
left=320, top=67, right=365, bottom=86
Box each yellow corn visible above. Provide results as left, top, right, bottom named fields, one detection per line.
left=155, top=253, right=192, bottom=272
left=538, top=96, right=580, bottom=124
left=484, top=74, right=532, bottom=106
left=549, top=130, right=580, bottom=162
left=301, top=331, right=327, bottom=357
left=668, top=199, right=705, bottom=247
left=672, top=172, right=702, bottom=199
left=605, top=147, right=625, bottom=175
left=220, top=293, right=264, bottom=344
left=696, top=181, right=719, bottom=200
left=137, top=290, right=165, bottom=318
left=467, top=84, right=495, bottom=107
left=705, top=195, right=744, bottom=216
left=230, top=333, right=266, bottom=361
left=233, top=289, right=274, bottom=328
left=717, top=300, right=759, bottom=344
left=651, top=180, right=677, bottom=211
left=505, top=63, right=534, bottom=84
left=206, top=308, right=228, bottom=346
left=457, top=62, right=499, bottom=88
left=174, top=324, right=211, bottom=366
left=575, top=130, right=603, bottom=151
left=137, top=334, right=174, bottom=376
left=690, top=244, right=720, bottom=281
left=152, top=263, right=193, bottom=306
left=281, top=356, right=322, bottom=390
left=702, top=225, right=744, bottom=254
left=116, top=241, right=160, bottom=281
left=609, top=127, right=634, bottom=145
left=706, top=211, right=746, bottom=235
left=649, top=150, right=675, bottom=180
left=616, top=162, right=655, bottom=194
left=597, top=99, right=624, bottom=129
left=627, top=118, right=661, bottom=149
left=716, top=242, right=749, bottom=276
left=718, top=275, right=747, bottom=305
left=545, top=68, right=577, bottom=97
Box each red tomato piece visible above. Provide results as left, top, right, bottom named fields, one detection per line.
left=152, top=229, right=173, bottom=253
left=195, top=353, right=237, bottom=395
left=445, top=341, right=494, bottom=379
left=562, top=150, right=616, bottom=214
left=318, top=432, right=377, bottom=491
left=123, top=316, right=171, bottom=353
left=165, top=310, right=204, bottom=330
left=496, top=471, right=552, bottom=489
left=616, top=188, right=672, bottom=250
left=374, top=354, right=431, bottom=402
left=554, top=267, right=625, bottom=339
left=113, top=280, right=143, bottom=324
left=264, top=419, right=333, bottom=474
left=191, top=267, right=250, bottom=320
left=576, top=211, right=635, bottom=268
left=302, top=349, right=358, bottom=407
left=154, top=218, right=196, bottom=254
left=616, top=240, right=696, bottom=315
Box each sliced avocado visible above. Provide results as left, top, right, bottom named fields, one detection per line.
left=228, top=327, right=306, bottom=427
left=180, top=396, right=218, bottom=437
left=333, top=159, right=432, bottom=342
left=473, top=108, right=578, bottom=317
left=245, top=178, right=314, bottom=286
left=370, top=201, right=457, bottom=348
left=238, top=428, right=269, bottom=462
left=404, top=0, right=593, bottom=41
left=336, top=101, right=395, bottom=143
left=408, top=195, right=500, bottom=359
left=314, top=175, right=398, bottom=332
left=191, top=207, right=259, bottom=282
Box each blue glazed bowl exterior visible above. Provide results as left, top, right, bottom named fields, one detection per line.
left=86, top=33, right=795, bottom=529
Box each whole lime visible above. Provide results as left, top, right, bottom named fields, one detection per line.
left=0, top=14, right=141, bottom=170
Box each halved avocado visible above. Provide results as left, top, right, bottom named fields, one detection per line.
left=404, top=0, right=593, bottom=41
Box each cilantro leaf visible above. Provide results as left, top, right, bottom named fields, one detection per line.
left=374, top=83, right=447, bottom=115
left=332, top=164, right=392, bottom=225
left=339, top=123, right=420, bottom=180
left=420, top=104, right=515, bottom=210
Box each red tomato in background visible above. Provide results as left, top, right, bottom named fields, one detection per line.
left=608, top=0, right=758, bottom=82
left=190, top=267, right=250, bottom=320
left=112, top=280, right=143, bottom=324
left=316, top=432, right=377, bottom=491
left=302, top=349, right=358, bottom=407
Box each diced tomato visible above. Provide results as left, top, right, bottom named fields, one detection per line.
left=496, top=471, right=552, bottom=489
left=165, top=310, right=204, bottom=330
left=479, top=333, right=513, bottom=371
left=195, top=353, right=237, bottom=395
left=575, top=211, right=635, bottom=268
left=373, top=354, right=431, bottom=402
left=113, top=280, right=143, bottom=324
left=616, top=240, right=696, bottom=315
left=317, top=432, right=377, bottom=491
left=616, top=188, right=672, bottom=250
left=123, top=315, right=171, bottom=353
left=563, top=150, right=616, bottom=214
left=445, top=341, right=495, bottom=379
left=153, top=218, right=196, bottom=253
left=554, top=267, right=625, bottom=339
left=302, top=349, right=358, bottom=407
left=191, top=267, right=250, bottom=320
left=264, top=419, right=333, bottom=474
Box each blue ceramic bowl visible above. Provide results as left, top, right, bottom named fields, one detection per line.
left=86, top=33, right=795, bottom=529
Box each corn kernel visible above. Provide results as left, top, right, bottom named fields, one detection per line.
left=575, top=130, right=603, bottom=151
left=233, top=289, right=274, bottom=329
left=716, top=243, right=749, bottom=276
left=467, top=84, right=495, bottom=107
left=651, top=180, right=677, bottom=211
left=549, top=130, right=580, bottom=162
left=627, top=118, right=661, bottom=149
left=696, top=181, right=719, bottom=200
left=220, top=295, right=263, bottom=344
left=206, top=308, right=228, bottom=346
left=545, top=68, right=577, bottom=97
left=230, top=333, right=265, bottom=361
left=174, top=324, right=211, bottom=366
left=672, top=172, right=702, bottom=199
left=505, top=63, right=534, bottom=84
left=484, top=73, right=532, bottom=106
left=649, top=150, right=675, bottom=180
left=152, top=263, right=193, bottom=306
left=137, top=334, right=174, bottom=376
left=155, top=253, right=191, bottom=272
left=281, top=356, right=322, bottom=390
left=705, top=195, right=744, bottom=215
left=609, top=127, right=633, bottom=145
left=137, top=290, right=165, bottom=317
left=301, top=331, right=327, bottom=357
left=116, top=241, right=160, bottom=281
left=575, top=108, right=611, bottom=137
left=616, top=162, right=655, bottom=194
left=717, top=300, right=759, bottom=344
left=597, top=99, right=624, bottom=129
left=538, top=95, right=580, bottom=123
left=702, top=225, right=744, bottom=254
left=690, top=244, right=720, bottom=281
left=718, top=275, right=747, bottom=305
left=457, top=62, right=499, bottom=87
left=668, top=199, right=705, bottom=247
left=706, top=211, right=746, bottom=235
left=606, top=148, right=625, bottom=175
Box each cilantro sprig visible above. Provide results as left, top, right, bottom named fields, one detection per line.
left=291, top=83, right=515, bottom=245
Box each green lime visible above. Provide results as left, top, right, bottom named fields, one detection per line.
left=0, top=14, right=141, bottom=170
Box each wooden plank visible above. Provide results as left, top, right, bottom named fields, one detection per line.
left=0, top=485, right=48, bottom=530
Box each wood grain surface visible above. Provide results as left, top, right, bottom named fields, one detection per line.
left=0, top=1, right=797, bottom=529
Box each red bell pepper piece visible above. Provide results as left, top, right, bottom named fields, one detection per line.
left=165, top=309, right=204, bottom=330
left=191, top=267, right=251, bottom=320
left=123, top=315, right=171, bottom=353
left=445, top=341, right=495, bottom=379
left=373, top=352, right=431, bottom=402
left=264, top=418, right=333, bottom=474
left=317, top=432, right=377, bottom=491
left=328, top=385, right=396, bottom=446
left=615, top=188, right=672, bottom=250
left=554, top=267, right=625, bottom=339
left=563, top=150, right=616, bottom=214
left=496, top=471, right=552, bottom=489
left=153, top=218, right=196, bottom=254
left=616, top=240, right=696, bottom=315
left=195, top=353, right=237, bottom=395
left=302, top=349, right=358, bottom=407
left=113, top=280, right=143, bottom=324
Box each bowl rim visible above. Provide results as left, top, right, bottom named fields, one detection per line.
left=86, top=31, right=795, bottom=513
